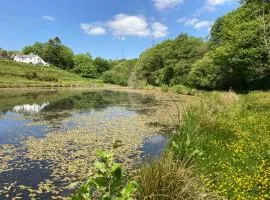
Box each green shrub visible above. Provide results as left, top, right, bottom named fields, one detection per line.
left=38, top=74, right=58, bottom=82
left=103, top=60, right=137, bottom=86
left=161, top=85, right=169, bottom=92
left=25, top=71, right=38, bottom=80
left=171, top=84, right=197, bottom=95
left=72, top=143, right=139, bottom=200
left=25, top=71, right=58, bottom=82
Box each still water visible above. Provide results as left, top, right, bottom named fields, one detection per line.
left=0, top=88, right=192, bottom=199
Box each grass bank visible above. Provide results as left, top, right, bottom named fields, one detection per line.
left=0, top=60, right=103, bottom=88
left=136, top=91, right=270, bottom=199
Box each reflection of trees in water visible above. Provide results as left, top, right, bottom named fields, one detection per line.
left=0, top=90, right=58, bottom=115
left=0, top=89, right=158, bottom=128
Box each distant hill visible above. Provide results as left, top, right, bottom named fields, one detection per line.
left=0, top=60, right=101, bottom=88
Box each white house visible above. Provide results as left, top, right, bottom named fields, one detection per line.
left=13, top=102, right=50, bottom=113
left=14, top=54, right=49, bottom=66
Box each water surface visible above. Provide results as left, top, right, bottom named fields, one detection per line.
left=0, top=88, right=194, bottom=199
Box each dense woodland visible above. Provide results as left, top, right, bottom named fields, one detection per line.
left=1, top=0, right=269, bottom=90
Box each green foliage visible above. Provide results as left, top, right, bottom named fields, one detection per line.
left=72, top=144, right=139, bottom=200
left=0, top=48, right=8, bottom=59
left=159, top=66, right=174, bottom=85
left=22, top=37, right=74, bottom=70
left=25, top=71, right=58, bottom=82
left=160, top=85, right=169, bottom=92
left=72, top=53, right=99, bottom=78
left=134, top=34, right=208, bottom=86
left=171, top=84, right=197, bottom=95
left=94, top=57, right=110, bottom=74
left=137, top=150, right=220, bottom=200
left=0, top=60, right=96, bottom=87
left=188, top=52, right=224, bottom=89
left=103, top=60, right=137, bottom=86
left=170, top=92, right=270, bottom=199
left=191, top=0, right=270, bottom=90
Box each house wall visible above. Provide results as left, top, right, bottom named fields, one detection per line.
left=14, top=55, right=49, bottom=66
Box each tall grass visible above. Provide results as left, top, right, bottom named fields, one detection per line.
left=170, top=91, right=270, bottom=199
left=136, top=153, right=221, bottom=200
left=137, top=91, right=269, bottom=199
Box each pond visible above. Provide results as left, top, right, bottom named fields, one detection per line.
left=0, top=88, right=196, bottom=199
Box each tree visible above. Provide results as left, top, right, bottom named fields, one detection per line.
left=134, top=34, right=208, bottom=86
left=94, top=57, right=110, bottom=74
left=22, top=37, right=74, bottom=69
left=0, top=48, right=8, bottom=59
left=103, top=59, right=137, bottom=86
left=190, top=0, right=270, bottom=90
left=72, top=53, right=99, bottom=78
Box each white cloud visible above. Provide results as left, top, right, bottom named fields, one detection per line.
left=42, top=15, right=55, bottom=22
left=106, top=14, right=150, bottom=38
left=193, top=0, right=234, bottom=17
left=193, top=20, right=213, bottom=29
left=80, top=23, right=106, bottom=35
left=177, top=17, right=213, bottom=30
left=153, top=0, right=184, bottom=11
left=81, top=13, right=168, bottom=39
left=151, top=22, right=168, bottom=38
left=206, top=0, right=229, bottom=5
left=177, top=17, right=188, bottom=23
left=184, top=18, right=199, bottom=26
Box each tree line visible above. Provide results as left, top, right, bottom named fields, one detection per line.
left=1, top=0, right=269, bottom=90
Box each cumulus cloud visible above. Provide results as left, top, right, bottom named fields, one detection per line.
left=151, top=22, right=168, bottom=38
left=153, top=0, right=184, bottom=11
left=193, top=21, right=213, bottom=29
left=184, top=18, right=199, bottom=26
left=80, top=23, right=106, bottom=35
left=106, top=14, right=150, bottom=38
left=194, top=0, right=234, bottom=16
left=42, top=15, right=55, bottom=22
left=81, top=13, right=168, bottom=39
left=206, top=0, right=229, bottom=5
left=177, top=17, right=188, bottom=23
left=178, top=17, right=213, bottom=30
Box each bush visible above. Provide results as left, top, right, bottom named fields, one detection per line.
left=161, top=85, right=169, bottom=92
left=25, top=71, right=58, bottom=82
left=171, top=84, right=197, bottom=95
left=39, top=74, right=58, bottom=82
left=25, top=71, right=38, bottom=80
left=103, top=60, right=136, bottom=86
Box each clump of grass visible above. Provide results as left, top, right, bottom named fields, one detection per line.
left=171, top=84, right=197, bottom=95
left=136, top=153, right=221, bottom=200
left=25, top=71, right=38, bottom=80
left=161, top=85, right=169, bottom=93
left=25, top=71, right=58, bottom=82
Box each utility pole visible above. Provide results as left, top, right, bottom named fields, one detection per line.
left=151, top=35, right=155, bottom=47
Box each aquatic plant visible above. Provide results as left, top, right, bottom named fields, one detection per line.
left=72, top=142, right=139, bottom=200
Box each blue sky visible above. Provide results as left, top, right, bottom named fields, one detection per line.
left=0, top=0, right=239, bottom=59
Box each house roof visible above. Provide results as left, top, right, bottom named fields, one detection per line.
left=15, top=53, right=39, bottom=58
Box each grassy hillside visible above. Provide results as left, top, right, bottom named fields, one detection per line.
left=0, top=60, right=102, bottom=88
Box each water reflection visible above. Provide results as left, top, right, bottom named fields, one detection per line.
left=13, top=102, right=49, bottom=113
left=0, top=89, right=158, bottom=144
left=0, top=88, right=185, bottom=199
